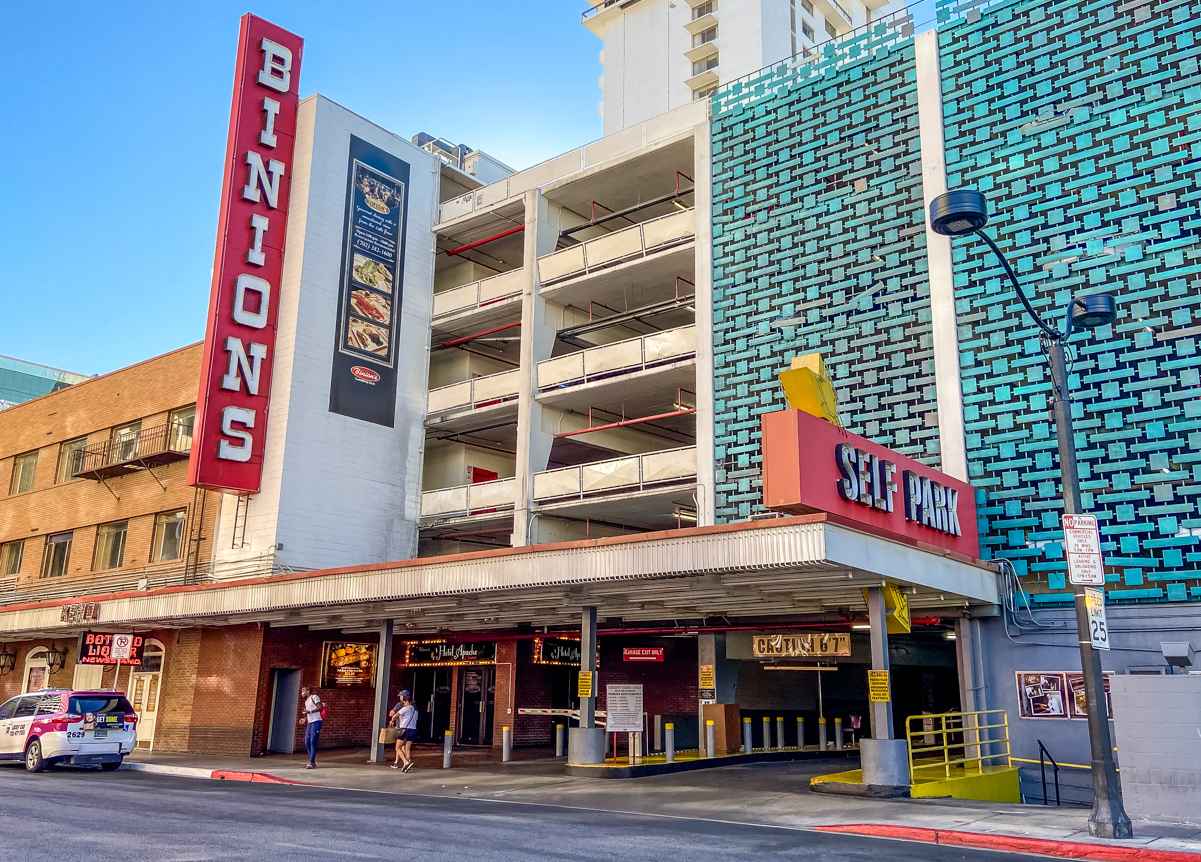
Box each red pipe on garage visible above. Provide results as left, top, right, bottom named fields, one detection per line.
left=444, top=224, right=524, bottom=257
left=433, top=321, right=520, bottom=350
left=554, top=408, right=698, bottom=438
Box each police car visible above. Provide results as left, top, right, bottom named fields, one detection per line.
left=0, top=689, right=137, bottom=772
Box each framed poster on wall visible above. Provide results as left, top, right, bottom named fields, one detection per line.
left=321, top=642, right=376, bottom=687
left=1016, top=671, right=1068, bottom=719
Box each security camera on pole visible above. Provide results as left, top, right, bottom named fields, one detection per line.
left=929, top=189, right=1133, bottom=840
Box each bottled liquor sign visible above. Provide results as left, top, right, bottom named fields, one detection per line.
left=189, top=14, right=304, bottom=494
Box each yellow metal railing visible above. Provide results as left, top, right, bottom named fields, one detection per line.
left=906, top=709, right=1012, bottom=781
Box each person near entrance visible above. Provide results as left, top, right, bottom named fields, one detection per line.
left=298, top=686, right=324, bottom=769
left=388, top=689, right=418, bottom=772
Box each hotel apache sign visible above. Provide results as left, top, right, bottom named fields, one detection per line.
left=761, top=409, right=980, bottom=558
left=189, top=15, right=304, bottom=494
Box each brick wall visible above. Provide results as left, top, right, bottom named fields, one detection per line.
left=512, top=640, right=563, bottom=747
left=598, top=636, right=699, bottom=724
left=250, top=626, right=384, bottom=755
left=155, top=630, right=201, bottom=753
left=492, top=640, right=517, bottom=747
left=0, top=343, right=216, bottom=590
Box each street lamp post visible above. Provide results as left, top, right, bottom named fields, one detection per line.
left=930, top=189, right=1133, bottom=840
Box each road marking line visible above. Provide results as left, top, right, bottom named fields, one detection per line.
left=273, top=841, right=382, bottom=859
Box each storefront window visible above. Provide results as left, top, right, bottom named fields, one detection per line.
left=41, top=532, right=72, bottom=578
left=92, top=520, right=128, bottom=571
left=151, top=510, right=186, bottom=562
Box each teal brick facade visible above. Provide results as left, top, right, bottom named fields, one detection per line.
left=710, top=19, right=939, bottom=524
left=938, top=0, right=1201, bottom=603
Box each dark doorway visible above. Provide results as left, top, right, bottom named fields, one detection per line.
left=267, top=668, right=301, bottom=754
left=411, top=668, right=452, bottom=742
left=456, top=666, right=495, bottom=746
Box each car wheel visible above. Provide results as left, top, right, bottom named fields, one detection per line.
left=24, top=739, right=46, bottom=773
left=100, top=759, right=123, bottom=772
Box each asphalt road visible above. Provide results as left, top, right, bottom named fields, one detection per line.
left=0, top=766, right=1052, bottom=861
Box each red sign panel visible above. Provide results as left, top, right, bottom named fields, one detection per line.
left=189, top=14, right=304, bottom=494
left=78, top=632, right=144, bottom=667
left=623, top=647, right=665, bottom=663
left=762, top=409, right=980, bottom=558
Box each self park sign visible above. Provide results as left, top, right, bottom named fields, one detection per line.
left=761, top=409, right=980, bottom=558
left=189, top=15, right=303, bottom=494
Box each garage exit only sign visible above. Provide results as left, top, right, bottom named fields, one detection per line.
left=1062, top=514, right=1105, bottom=586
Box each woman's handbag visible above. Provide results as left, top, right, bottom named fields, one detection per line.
left=378, top=727, right=398, bottom=744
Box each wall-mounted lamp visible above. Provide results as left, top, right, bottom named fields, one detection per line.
left=46, top=644, right=67, bottom=674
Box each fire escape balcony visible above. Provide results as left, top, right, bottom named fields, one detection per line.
left=74, top=424, right=192, bottom=481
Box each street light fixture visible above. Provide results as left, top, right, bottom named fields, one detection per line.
left=930, top=188, right=1132, bottom=840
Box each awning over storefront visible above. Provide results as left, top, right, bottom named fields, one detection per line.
left=0, top=514, right=998, bottom=639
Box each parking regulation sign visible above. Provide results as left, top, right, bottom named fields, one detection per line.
left=1062, top=514, right=1105, bottom=586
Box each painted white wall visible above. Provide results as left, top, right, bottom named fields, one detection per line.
left=215, top=95, right=439, bottom=571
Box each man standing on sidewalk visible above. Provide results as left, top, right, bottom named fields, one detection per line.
left=298, top=686, right=324, bottom=769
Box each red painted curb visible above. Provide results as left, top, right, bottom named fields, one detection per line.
left=815, top=824, right=1201, bottom=862
left=210, top=769, right=305, bottom=785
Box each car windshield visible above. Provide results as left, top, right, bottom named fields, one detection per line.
left=69, top=695, right=133, bottom=715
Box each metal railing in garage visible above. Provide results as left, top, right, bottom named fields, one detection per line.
left=905, top=708, right=1012, bottom=781
left=533, top=446, right=697, bottom=503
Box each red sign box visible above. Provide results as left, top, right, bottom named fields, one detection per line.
left=761, top=409, right=980, bottom=558
left=623, top=647, right=665, bottom=663
left=78, top=632, right=144, bottom=667
left=189, top=14, right=304, bottom=494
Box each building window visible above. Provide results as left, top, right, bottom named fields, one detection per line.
left=111, top=421, right=141, bottom=462
left=168, top=405, right=196, bottom=453
left=692, top=0, right=715, bottom=17
left=151, top=510, right=187, bottom=562
left=41, top=531, right=72, bottom=578
left=693, top=25, right=717, bottom=47
left=0, top=540, right=22, bottom=576
left=802, top=21, right=815, bottom=41
left=92, top=520, right=128, bottom=571
left=802, top=0, right=813, bottom=12
left=825, top=19, right=838, bottom=38
left=56, top=437, right=87, bottom=483
left=9, top=451, right=37, bottom=495
left=692, top=55, right=719, bottom=75
left=694, top=86, right=717, bottom=101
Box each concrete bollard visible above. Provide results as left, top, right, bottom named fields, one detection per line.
left=762, top=715, right=772, bottom=750
left=742, top=716, right=753, bottom=753
left=776, top=716, right=786, bottom=751
left=554, top=723, right=565, bottom=758
left=797, top=716, right=805, bottom=750
left=665, top=722, right=675, bottom=763
left=502, top=725, right=512, bottom=762
left=834, top=717, right=844, bottom=751
left=442, top=730, right=453, bottom=769
left=706, top=720, right=716, bottom=759
left=818, top=716, right=828, bottom=751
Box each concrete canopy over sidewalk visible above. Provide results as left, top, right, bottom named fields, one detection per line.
left=0, top=513, right=997, bottom=638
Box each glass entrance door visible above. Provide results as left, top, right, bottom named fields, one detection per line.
left=456, top=667, right=495, bottom=746
left=411, top=668, right=452, bottom=742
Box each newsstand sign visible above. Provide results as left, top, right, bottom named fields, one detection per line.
left=189, top=14, right=304, bottom=494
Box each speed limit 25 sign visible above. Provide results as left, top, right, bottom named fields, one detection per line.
left=1084, top=588, right=1110, bottom=650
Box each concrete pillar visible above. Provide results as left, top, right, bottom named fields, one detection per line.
left=569, top=605, right=605, bottom=765
left=691, top=118, right=716, bottom=526
left=367, top=620, right=394, bottom=764
left=955, top=616, right=986, bottom=764
left=861, top=586, right=910, bottom=790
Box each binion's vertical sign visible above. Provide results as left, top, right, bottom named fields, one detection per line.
left=189, top=14, right=304, bottom=494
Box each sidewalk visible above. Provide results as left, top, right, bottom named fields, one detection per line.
left=126, top=750, right=1201, bottom=859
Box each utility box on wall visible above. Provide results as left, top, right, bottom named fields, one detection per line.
left=1110, top=675, right=1201, bottom=825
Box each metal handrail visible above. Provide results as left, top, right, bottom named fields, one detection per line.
left=76, top=422, right=192, bottom=475
left=906, top=709, right=1012, bottom=780
left=1039, top=739, right=1061, bottom=806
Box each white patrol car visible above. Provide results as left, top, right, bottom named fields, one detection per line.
left=0, top=689, right=137, bottom=772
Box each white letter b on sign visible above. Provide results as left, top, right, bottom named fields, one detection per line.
left=257, top=38, right=292, bottom=92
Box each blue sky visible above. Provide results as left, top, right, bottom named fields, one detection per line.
left=0, top=1, right=601, bottom=375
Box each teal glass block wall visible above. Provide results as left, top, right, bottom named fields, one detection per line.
left=939, top=0, right=1201, bottom=602
left=710, top=19, right=938, bottom=524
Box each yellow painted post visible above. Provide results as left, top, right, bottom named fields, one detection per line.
left=936, top=715, right=946, bottom=782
